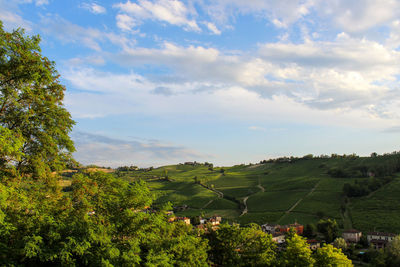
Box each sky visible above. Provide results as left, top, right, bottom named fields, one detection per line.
left=2, top=0, right=400, bottom=167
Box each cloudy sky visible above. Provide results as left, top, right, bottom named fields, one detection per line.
left=2, top=0, right=400, bottom=167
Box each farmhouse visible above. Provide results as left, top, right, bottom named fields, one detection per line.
left=271, top=233, right=285, bottom=244
left=208, top=216, right=222, bottom=225
left=307, top=239, right=321, bottom=250
left=261, top=223, right=278, bottom=234
left=367, top=232, right=396, bottom=249
left=342, top=229, right=362, bottom=243
left=278, top=223, right=304, bottom=235
left=261, top=222, right=304, bottom=235
left=168, top=216, right=191, bottom=225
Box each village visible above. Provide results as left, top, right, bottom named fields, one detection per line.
left=167, top=211, right=398, bottom=252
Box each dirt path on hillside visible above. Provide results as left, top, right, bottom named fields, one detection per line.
left=198, top=183, right=224, bottom=198
left=277, top=180, right=321, bottom=223
left=240, top=196, right=249, bottom=216
left=342, top=205, right=353, bottom=229
left=257, top=184, right=265, bottom=192
left=202, top=199, right=214, bottom=209
left=366, top=181, right=393, bottom=198
left=257, top=176, right=265, bottom=192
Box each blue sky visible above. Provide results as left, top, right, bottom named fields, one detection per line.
left=2, top=0, right=400, bottom=167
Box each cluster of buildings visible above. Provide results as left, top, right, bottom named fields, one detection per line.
left=261, top=223, right=304, bottom=245
left=138, top=207, right=398, bottom=251
left=342, top=229, right=397, bottom=249
left=167, top=213, right=222, bottom=230
left=261, top=223, right=398, bottom=250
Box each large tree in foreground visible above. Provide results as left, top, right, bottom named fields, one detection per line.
left=0, top=21, right=74, bottom=179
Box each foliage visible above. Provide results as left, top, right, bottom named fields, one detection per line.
left=385, top=235, right=400, bottom=266
left=0, top=172, right=210, bottom=266
left=317, top=219, right=339, bottom=243
left=205, top=223, right=277, bottom=266
left=343, top=177, right=393, bottom=197
left=0, top=21, right=75, bottom=179
left=303, top=223, right=317, bottom=238
left=313, top=244, right=353, bottom=267
left=280, top=233, right=315, bottom=267
left=333, top=237, right=347, bottom=251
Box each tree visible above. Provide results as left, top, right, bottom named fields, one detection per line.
left=1, top=171, right=210, bottom=266
left=313, top=244, right=353, bottom=267
left=317, top=219, right=339, bottom=243
left=385, top=235, right=400, bottom=266
left=0, top=21, right=75, bottom=179
left=303, top=223, right=317, bottom=238
left=280, top=233, right=315, bottom=266
left=206, top=223, right=277, bottom=266
left=333, top=237, right=348, bottom=251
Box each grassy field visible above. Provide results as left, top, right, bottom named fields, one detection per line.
left=116, top=154, right=400, bottom=233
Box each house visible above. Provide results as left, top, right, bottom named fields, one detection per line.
left=168, top=216, right=191, bottom=225
left=271, top=233, right=285, bottom=244
left=278, top=223, right=304, bottom=235
left=176, top=217, right=191, bottom=225
left=307, top=239, right=321, bottom=250
left=261, top=222, right=303, bottom=235
left=367, top=232, right=397, bottom=249
left=261, top=223, right=278, bottom=234
left=342, top=229, right=362, bottom=243
left=209, top=216, right=222, bottom=225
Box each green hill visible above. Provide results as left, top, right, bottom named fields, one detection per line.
left=116, top=153, right=400, bottom=233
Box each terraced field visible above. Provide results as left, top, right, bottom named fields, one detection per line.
left=117, top=155, right=400, bottom=232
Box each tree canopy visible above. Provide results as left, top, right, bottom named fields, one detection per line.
left=0, top=21, right=74, bottom=179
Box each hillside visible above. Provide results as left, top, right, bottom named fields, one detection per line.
left=116, top=153, right=400, bottom=233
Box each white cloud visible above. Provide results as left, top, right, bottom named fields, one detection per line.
left=0, top=0, right=32, bottom=31
left=63, top=67, right=400, bottom=133
left=107, top=35, right=400, bottom=115
left=114, top=0, right=200, bottom=32
left=196, top=0, right=400, bottom=36
left=81, top=2, right=106, bottom=14
left=116, top=14, right=136, bottom=31
left=314, top=0, right=400, bottom=33
left=205, top=22, right=221, bottom=35
left=35, top=0, right=48, bottom=6
left=67, top=55, right=105, bottom=66
left=72, top=132, right=206, bottom=167
left=197, top=0, right=312, bottom=29
left=0, top=10, right=32, bottom=31
left=40, top=15, right=136, bottom=51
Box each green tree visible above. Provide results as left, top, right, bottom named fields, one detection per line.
left=317, top=219, right=339, bottom=243
left=313, top=244, right=353, bottom=266
left=303, top=223, right=317, bottom=238
left=280, top=233, right=315, bottom=266
left=333, top=237, right=348, bottom=251
left=0, top=21, right=75, bottom=179
left=206, top=223, right=276, bottom=266
left=385, top=235, right=400, bottom=266
left=0, top=23, right=210, bottom=266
